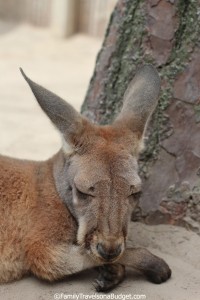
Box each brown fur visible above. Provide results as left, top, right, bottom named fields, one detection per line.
left=0, top=65, right=171, bottom=291
left=0, top=155, right=76, bottom=282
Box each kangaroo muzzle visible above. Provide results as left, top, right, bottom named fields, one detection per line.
left=89, top=233, right=125, bottom=262
left=96, top=243, right=122, bottom=261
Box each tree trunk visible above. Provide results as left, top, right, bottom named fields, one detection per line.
left=81, top=0, right=200, bottom=233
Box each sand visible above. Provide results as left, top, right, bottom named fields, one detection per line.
left=0, top=23, right=200, bottom=300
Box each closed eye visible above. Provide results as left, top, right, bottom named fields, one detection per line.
left=129, top=191, right=142, bottom=201
left=130, top=183, right=142, bottom=194
left=133, top=191, right=142, bottom=197
left=75, top=187, right=94, bottom=200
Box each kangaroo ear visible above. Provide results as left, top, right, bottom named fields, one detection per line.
left=115, top=64, right=160, bottom=137
left=20, top=68, right=86, bottom=152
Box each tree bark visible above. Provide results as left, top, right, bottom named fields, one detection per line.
left=81, top=0, right=200, bottom=233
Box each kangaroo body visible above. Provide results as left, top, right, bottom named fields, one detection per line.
left=0, top=66, right=171, bottom=291
left=0, top=154, right=78, bottom=282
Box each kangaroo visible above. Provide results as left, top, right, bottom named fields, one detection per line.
left=0, top=65, right=171, bottom=292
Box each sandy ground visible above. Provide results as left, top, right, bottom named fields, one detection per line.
left=0, top=22, right=200, bottom=300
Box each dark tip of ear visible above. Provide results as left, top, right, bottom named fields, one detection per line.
left=19, top=67, right=29, bottom=82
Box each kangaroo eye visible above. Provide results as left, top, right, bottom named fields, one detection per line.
left=130, top=184, right=141, bottom=194
left=75, top=187, right=94, bottom=201
left=76, top=188, right=89, bottom=200
left=129, top=191, right=142, bottom=201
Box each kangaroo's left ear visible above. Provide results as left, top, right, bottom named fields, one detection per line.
left=114, top=64, right=160, bottom=137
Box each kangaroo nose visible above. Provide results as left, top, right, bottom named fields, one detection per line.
left=97, top=243, right=122, bottom=261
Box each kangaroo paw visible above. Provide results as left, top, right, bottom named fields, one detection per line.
left=143, top=256, right=171, bottom=284
left=94, top=264, right=125, bottom=292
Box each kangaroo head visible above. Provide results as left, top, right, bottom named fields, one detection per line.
left=20, top=65, right=160, bottom=263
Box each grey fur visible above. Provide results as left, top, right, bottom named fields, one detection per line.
left=116, top=64, right=161, bottom=132
left=20, top=68, right=83, bottom=143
